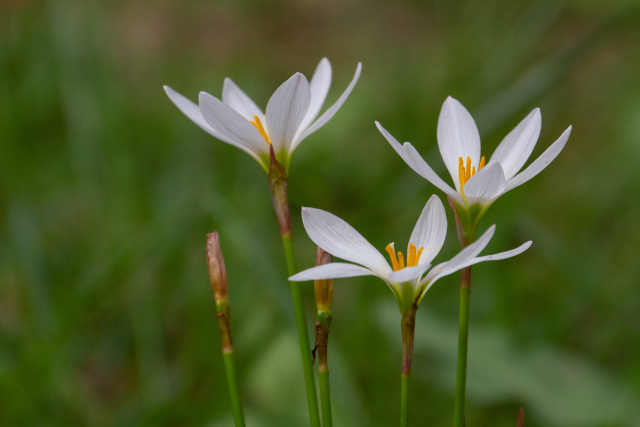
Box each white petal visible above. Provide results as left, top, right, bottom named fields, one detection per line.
left=375, top=122, right=419, bottom=167
left=164, top=86, right=217, bottom=136
left=293, top=62, right=362, bottom=150
left=437, top=97, right=481, bottom=189
left=297, top=58, right=332, bottom=136
left=490, top=108, right=541, bottom=180
left=289, top=262, right=374, bottom=281
left=463, top=162, right=507, bottom=205
left=401, top=142, right=465, bottom=205
left=301, top=207, right=392, bottom=277
left=465, top=241, right=532, bottom=265
left=504, top=126, right=572, bottom=192
left=199, top=92, right=267, bottom=155
left=388, top=264, right=431, bottom=284
left=222, top=78, right=264, bottom=120
left=266, top=73, right=311, bottom=153
left=421, top=224, right=496, bottom=287
left=425, top=241, right=532, bottom=292
left=408, top=195, right=447, bottom=266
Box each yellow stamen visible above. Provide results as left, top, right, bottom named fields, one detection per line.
left=457, top=155, right=486, bottom=195
left=250, top=115, right=270, bottom=145
left=407, top=243, right=416, bottom=267
left=397, top=252, right=405, bottom=270
left=415, top=247, right=424, bottom=263
left=465, top=156, right=471, bottom=181
left=386, top=242, right=425, bottom=271
left=385, top=244, right=400, bottom=271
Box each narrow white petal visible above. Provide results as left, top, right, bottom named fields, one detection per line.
left=222, top=78, right=264, bottom=120
left=301, top=207, right=392, bottom=277
left=419, top=232, right=528, bottom=304
left=465, top=241, right=532, bottom=264
left=266, top=73, right=311, bottom=153
left=437, top=97, right=481, bottom=187
left=490, top=108, right=541, bottom=180
left=408, top=195, right=447, bottom=266
left=164, top=86, right=217, bottom=136
left=375, top=122, right=418, bottom=166
left=388, top=264, right=431, bottom=284
left=297, top=58, right=332, bottom=135
left=504, top=126, right=571, bottom=192
left=463, top=162, right=506, bottom=205
left=289, top=262, right=374, bottom=281
left=402, top=142, right=465, bottom=205
left=199, top=92, right=267, bottom=154
left=421, top=224, right=496, bottom=286
left=293, top=62, right=362, bottom=150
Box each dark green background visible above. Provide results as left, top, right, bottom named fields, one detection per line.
left=2, top=0, right=640, bottom=425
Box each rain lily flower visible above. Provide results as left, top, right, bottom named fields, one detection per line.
left=376, top=96, right=571, bottom=237
left=164, top=58, right=362, bottom=172
left=289, top=195, right=531, bottom=314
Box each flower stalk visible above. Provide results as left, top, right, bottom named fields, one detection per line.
left=400, top=302, right=418, bottom=427
left=206, top=232, right=245, bottom=427
left=268, top=147, right=321, bottom=427
left=314, top=247, right=334, bottom=427
left=447, top=196, right=475, bottom=427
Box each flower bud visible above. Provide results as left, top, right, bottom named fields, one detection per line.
left=206, top=231, right=228, bottom=303
left=314, top=246, right=334, bottom=313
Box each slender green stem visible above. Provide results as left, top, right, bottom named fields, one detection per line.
left=222, top=349, right=246, bottom=427
left=282, top=233, right=321, bottom=427
left=453, top=266, right=472, bottom=427
left=400, top=374, right=411, bottom=427
left=400, top=303, right=417, bottom=427
left=318, top=367, right=332, bottom=427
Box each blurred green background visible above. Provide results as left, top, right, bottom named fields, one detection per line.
left=2, top=0, right=640, bottom=425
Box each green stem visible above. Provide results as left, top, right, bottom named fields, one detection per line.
left=315, top=311, right=333, bottom=427
left=282, top=233, right=321, bottom=427
left=400, top=303, right=417, bottom=427
left=318, top=367, right=332, bottom=427
left=222, top=349, right=246, bottom=427
left=453, top=265, right=472, bottom=427
left=400, top=374, right=411, bottom=427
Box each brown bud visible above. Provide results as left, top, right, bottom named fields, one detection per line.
left=206, top=231, right=228, bottom=303
left=314, top=246, right=334, bottom=312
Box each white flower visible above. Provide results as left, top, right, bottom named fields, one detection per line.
left=164, top=58, right=362, bottom=172
left=376, top=97, right=571, bottom=231
left=289, top=195, right=531, bottom=313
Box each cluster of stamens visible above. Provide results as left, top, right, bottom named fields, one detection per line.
left=250, top=115, right=271, bottom=145
left=385, top=242, right=424, bottom=272
left=458, top=155, right=486, bottom=193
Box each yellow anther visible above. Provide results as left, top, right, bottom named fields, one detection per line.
left=385, top=244, right=400, bottom=271
left=407, top=243, right=416, bottom=267
left=250, top=115, right=270, bottom=145
left=387, top=242, right=425, bottom=272
left=458, top=155, right=486, bottom=194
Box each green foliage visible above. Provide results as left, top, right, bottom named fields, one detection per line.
left=2, top=1, right=640, bottom=426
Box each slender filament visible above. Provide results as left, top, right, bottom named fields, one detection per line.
left=250, top=115, right=271, bottom=145
left=458, top=155, right=486, bottom=193
left=385, top=243, right=424, bottom=272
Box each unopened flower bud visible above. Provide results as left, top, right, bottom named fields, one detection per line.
left=206, top=231, right=228, bottom=303
left=314, top=246, right=333, bottom=313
